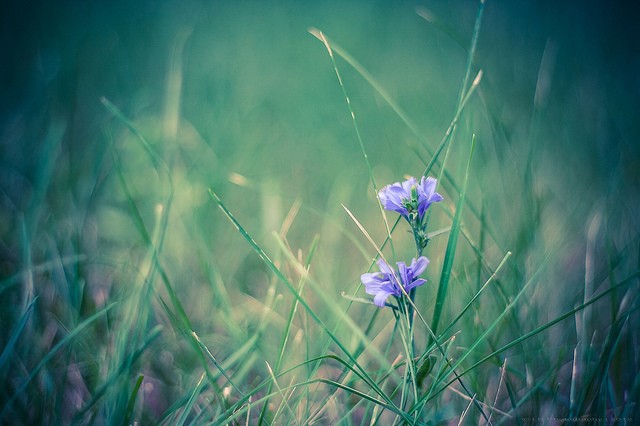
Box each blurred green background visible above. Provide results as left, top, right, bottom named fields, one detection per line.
left=1, top=0, right=639, bottom=423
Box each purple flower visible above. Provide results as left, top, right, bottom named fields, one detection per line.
left=378, top=176, right=443, bottom=222
left=361, top=256, right=430, bottom=307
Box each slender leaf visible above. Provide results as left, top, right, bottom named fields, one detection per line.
left=430, top=135, right=475, bottom=342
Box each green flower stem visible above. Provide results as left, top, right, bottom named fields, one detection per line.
left=408, top=230, right=424, bottom=349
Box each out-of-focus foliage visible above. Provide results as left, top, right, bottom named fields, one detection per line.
left=1, top=0, right=638, bottom=423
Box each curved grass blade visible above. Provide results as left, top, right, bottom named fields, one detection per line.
left=123, top=374, right=144, bottom=426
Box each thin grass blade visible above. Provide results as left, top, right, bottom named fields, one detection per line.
left=0, top=297, right=37, bottom=376
left=123, top=374, right=145, bottom=426
left=430, top=135, right=476, bottom=342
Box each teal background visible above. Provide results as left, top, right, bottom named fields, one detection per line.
left=1, top=0, right=639, bottom=423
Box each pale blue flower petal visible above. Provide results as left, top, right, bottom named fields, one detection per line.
left=360, top=272, right=383, bottom=287
left=405, top=278, right=426, bottom=292
left=360, top=255, right=431, bottom=308
left=401, top=176, right=418, bottom=194
left=379, top=176, right=443, bottom=221
left=376, top=258, right=394, bottom=276
left=410, top=256, right=429, bottom=276
left=373, top=290, right=394, bottom=307
left=379, top=185, right=409, bottom=217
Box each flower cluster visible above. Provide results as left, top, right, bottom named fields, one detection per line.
left=361, top=257, right=429, bottom=307
left=378, top=176, right=442, bottom=222
left=360, top=176, right=442, bottom=308
left=378, top=176, right=443, bottom=250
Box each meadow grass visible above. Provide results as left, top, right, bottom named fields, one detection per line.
left=1, top=1, right=639, bottom=424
